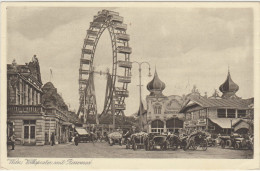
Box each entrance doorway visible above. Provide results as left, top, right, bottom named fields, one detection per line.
left=23, top=120, right=36, bottom=145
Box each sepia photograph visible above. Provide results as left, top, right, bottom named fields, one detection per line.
left=1, top=2, right=259, bottom=170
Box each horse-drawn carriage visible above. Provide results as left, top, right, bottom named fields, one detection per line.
left=107, top=131, right=123, bottom=146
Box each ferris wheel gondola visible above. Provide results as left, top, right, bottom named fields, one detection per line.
left=78, top=9, right=132, bottom=125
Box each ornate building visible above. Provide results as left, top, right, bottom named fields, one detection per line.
left=141, top=70, right=185, bottom=134
left=7, top=56, right=45, bottom=145
left=180, top=69, right=254, bottom=135
left=7, top=55, right=79, bottom=145
left=42, top=82, right=75, bottom=144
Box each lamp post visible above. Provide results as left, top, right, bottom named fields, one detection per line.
left=230, top=119, right=233, bottom=135
left=130, top=61, right=152, bottom=131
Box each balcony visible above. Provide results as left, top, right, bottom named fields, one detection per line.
left=82, top=49, right=93, bottom=54
left=115, top=88, right=129, bottom=97
left=113, top=23, right=127, bottom=31
left=117, top=46, right=132, bottom=54
left=118, top=61, right=132, bottom=68
left=110, top=15, right=123, bottom=23
left=116, top=33, right=130, bottom=41
left=8, top=105, right=44, bottom=113
left=114, top=103, right=126, bottom=110
left=84, top=39, right=95, bottom=46
left=87, top=30, right=98, bottom=37
left=118, top=76, right=131, bottom=83
left=90, top=22, right=102, bottom=29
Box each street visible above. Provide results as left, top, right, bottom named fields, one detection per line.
left=8, top=142, right=253, bottom=159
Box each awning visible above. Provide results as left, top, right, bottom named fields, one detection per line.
left=209, top=118, right=241, bottom=129
left=75, top=128, right=89, bottom=135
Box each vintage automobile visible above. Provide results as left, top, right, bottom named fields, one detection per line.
left=107, top=131, right=123, bottom=146
left=146, top=135, right=168, bottom=151
left=166, top=134, right=181, bottom=150
left=206, top=136, right=217, bottom=147
left=219, top=134, right=244, bottom=149
left=131, top=132, right=149, bottom=150
left=182, top=131, right=208, bottom=151
left=75, top=128, right=90, bottom=143
left=234, top=135, right=254, bottom=150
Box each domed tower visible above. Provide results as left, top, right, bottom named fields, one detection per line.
left=219, top=69, right=239, bottom=99
left=147, top=69, right=166, bottom=96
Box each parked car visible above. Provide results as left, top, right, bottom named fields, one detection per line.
left=147, top=135, right=168, bottom=151
left=219, top=133, right=250, bottom=150
left=131, top=132, right=148, bottom=150
left=166, top=134, right=181, bottom=150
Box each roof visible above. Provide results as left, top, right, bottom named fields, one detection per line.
left=147, top=69, right=165, bottom=95
left=209, top=118, right=241, bottom=129
left=180, top=97, right=253, bottom=113
left=75, top=128, right=89, bottom=135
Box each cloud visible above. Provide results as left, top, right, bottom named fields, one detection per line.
left=6, top=7, right=254, bottom=116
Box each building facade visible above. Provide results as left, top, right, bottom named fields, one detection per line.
left=42, top=82, right=77, bottom=144
left=180, top=70, right=254, bottom=135
left=7, top=56, right=45, bottom=145
left=141, top=70, right=185, bottom=134
left=7, top=56, right=79, bottom=145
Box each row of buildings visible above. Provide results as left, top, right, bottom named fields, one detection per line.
left=7, top=55, right=79, bottom=145
left=138, top=69, right=254, bottom=136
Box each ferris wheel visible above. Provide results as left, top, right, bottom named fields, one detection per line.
left=78, top=9, right=132, bottom=125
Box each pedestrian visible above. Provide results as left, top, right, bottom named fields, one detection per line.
left=9, top=134, right=15, bottom=150
left=74, top=134, right=79, bottom=146
left=51, top=132, right=55, bottom=146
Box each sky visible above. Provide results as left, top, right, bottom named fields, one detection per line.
left=6, top=7, right=254, bottom=116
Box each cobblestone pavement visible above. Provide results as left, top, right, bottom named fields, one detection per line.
left=7, top=142, right=253, bottom=159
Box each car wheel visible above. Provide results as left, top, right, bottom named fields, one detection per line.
left=234, top=142, right=240, bottom=150
left=133, top=142, right=137, bottom=151
left=202, top=140, right=208, bottom=151
left=126, top=140, right=130, bottom=149
left=221, top=141, right=225, bottom=149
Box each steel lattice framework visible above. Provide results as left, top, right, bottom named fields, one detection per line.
left=78, top=10, right=132, bottom=124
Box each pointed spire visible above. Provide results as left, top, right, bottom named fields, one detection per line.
left=219, top=68, right=239, bottom=99
left=147, top=69, right=166, bottom=96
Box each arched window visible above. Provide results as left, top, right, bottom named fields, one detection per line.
left=153, top=104, right=162, bottom=114
left=151, top=120, right=164, bottom=134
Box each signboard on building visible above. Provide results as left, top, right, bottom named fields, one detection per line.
left=197, top=119, right=206, bottom=125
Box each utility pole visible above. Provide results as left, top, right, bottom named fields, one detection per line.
left=112, top=100, right=116, bottom=130
left=131, top=61, right=152, bottom=131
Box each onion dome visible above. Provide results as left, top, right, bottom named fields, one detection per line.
left=219, top=69, right=239, bottom=99
left=147, top=69, right=165, bottom=96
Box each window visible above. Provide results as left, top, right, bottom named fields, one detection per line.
left=208, top=126, right=215, bottom=130
left=238, top=110, right=246, bottom=118
left=30, top=126, right=35, bottom=139
left=217, top=109, right=226, bottom=118
left=227, top=109, right=235, bottom=118
left=24, top=126, right=29, bottom=139
left=199, top=109, right=206, bottom=119
left=23, top=120, right=36, bottom=140
left=154, top=105, right=162, bottom=114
